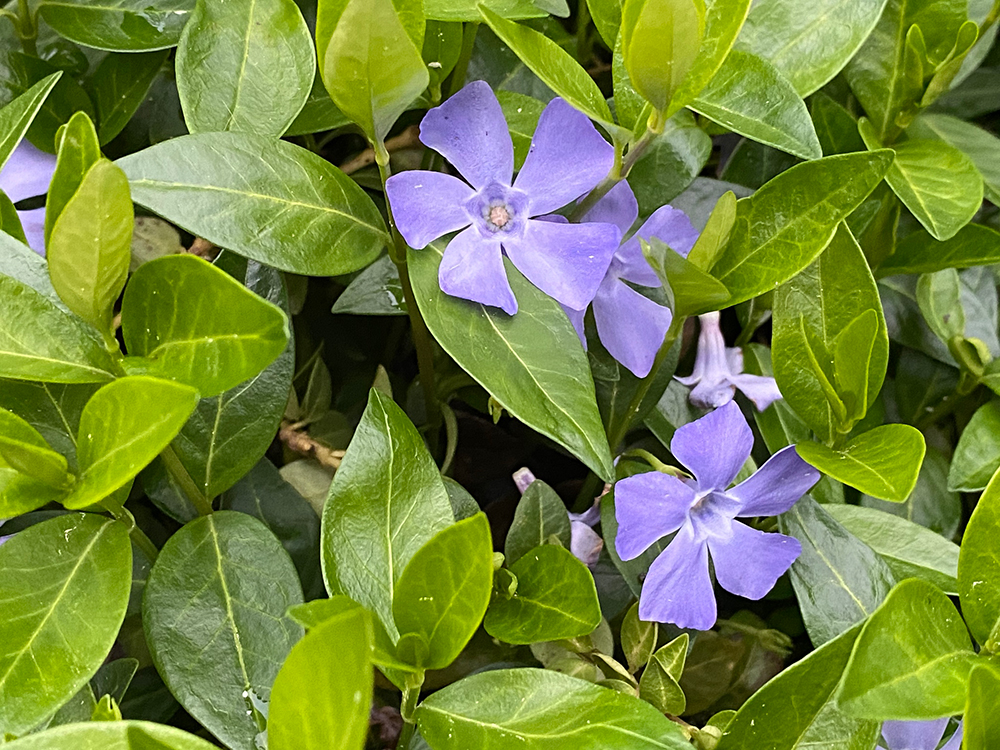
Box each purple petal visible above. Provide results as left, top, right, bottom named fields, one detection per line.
left=638, top=526, right=716, bottom=629
left=689, top=378, right=737, bottom=409
left=614, top=471, right=695, bottom=560
left=615, top=205, right=700, bottom=287
left=438, top=225, right=517, bottom=314
left=726, top=346, right=743, bottom=373
left=593, top=277, right=672, bottom=377
left=514, top=98, right=614, bottom=216
left=670, top=401, right=753, bottom=491
left=730, top=446, right=819, bottom=517
left=385, top=170, right=474, bottom=248
left=881, top=719, right=949, bottom=750
left=419, top=80, right=513, bottom=189
left=940, top=722, right=963, bottom=750
left=729, top=372, right=784, bottom=410
left=503, top=218, right=619, bottom=310
left=563, top=304, right=587, bottom=346
left=0, top=141, right=56, bottom=202
left=708, top=522, right=801, bottom=600
left=16, top=207, right=46, bottom=255
left=581, top=180, right=638, bottom=235
left=570, top=521, right=603, bottom=566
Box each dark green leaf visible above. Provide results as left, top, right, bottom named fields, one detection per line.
left=620, top=602, right=657, bottom=672
left=861, top=446, right=961, bottom=537
left=638, top=635, right=687, bottom=715
left=0, top=407, right=71, bottom=488
left=497, top=90, right=544, bottom=170
left=284, top=77, right=353, bottom=136
left=719, top=138, right=798, bottom=190
left=957, top=464, right=1000, bottom=650
left=948, top=400, right=1000, bottom=492
left=86, top=51, right=167, bottom=146
left=626, top=110, right=712, bottom=214
left=877, top=223, right=1000, bottom=276
left=810, top=93, right=865, bottom=156
left=505, top=479, right=571, bottom=565
left=331, top=254, right=406, bottom=316
left=0, top=379, right=98, bottom=472
left=0, top=72, right=61, bottom=170
left=38, top=0, right=196, bottom=52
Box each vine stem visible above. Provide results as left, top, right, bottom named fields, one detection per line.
left=159, top=444, right=214, bottom=516
left=396, top=674, right=423, bottom=749
left=15, top=0, right=36, bottom=55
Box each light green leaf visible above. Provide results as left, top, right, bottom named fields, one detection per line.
left=837, top=578, right=977, bottom=719
left=63, top=376, right=200, bottom=510
left=947, top=400, right=1000, bottom=492
left=0, top=513, right=131, bottom=736
left=117, top=132, right=389, bottom=276
left=176, top=0, right=314, bottom=137
left=393, top=514, right=494, bottom=670
left=425, top=0, right=552, bottom=20
left=643, top=238, right=731, bottom=316
left=966, top=663, right=1000, bottom=749
left=45, top=110, right=101, bottom=248
left=620, top=602, right=657, bottom=672
left=143, top=512, right=303, bottom=750
left=4, top=720, right=217, bottom=749
left=0, top=72, right=61, bottom=171
left=37, top=0, right=196, bottom=51
left=911, top=113, right=1000, bottom=205
left=877, top=223, right=1000, bottom=276
left=638, top=635, right=688, bottom=715
left=416, top=668, right=692, bottom=749
left=0, top=190, right=26, bottom=245
left=505, top=479, right=571, bottom=565
left=269, top=607, right=372, bottom=750
left=485, top=544, right=601, bottom=645
left=687, top=189, right=736, bottom=271
left=497, top=90, right=545, bottom=170
left=957, top=464, right=1000, bottom=650
left=0, top=407, right=71, bottom=488
left=916, top=268, right=964, bottom=343
left=587, top=0, right=624, bottom=48
left=690, top=50, right=821, bottom=160
left=321, top=389, right=454, bottom=640
left=86, top=51, right=168, bottom=146
left=409, top=243, right=614, bottom=481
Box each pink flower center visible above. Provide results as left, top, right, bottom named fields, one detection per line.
left=488, top=204, right=511, bottom=228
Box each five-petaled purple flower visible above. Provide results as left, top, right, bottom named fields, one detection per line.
left=385, top=81, right=621, bottom=315
left=879, top=719, right=963, bottom=750
left=614, top=401, right=819, bottom=629
left=676, top=311, right=783, bottom=410
left=565, top=181, right=700, bottom=377
left=0, top=140, right=56, bottom=254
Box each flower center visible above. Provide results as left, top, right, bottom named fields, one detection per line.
left=489, top=204, right=511, bottom=228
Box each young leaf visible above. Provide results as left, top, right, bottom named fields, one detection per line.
left=0, top=72, right=61, bottom=170
left=45, top=110, right=101, bottom=247
left=957, top=464, right=1000, bottom=650
left=947, top=400, right=1000, bottom=492
left=916, top=268, right=965, bottom=343
left=0, top=406, right=71, bottom=488
left=642, top=237, right=730, bottom=315
left=177, top=0, right=315, bottom=138
left=0, top=721, right=218, bottom=749
left=505, top=479, right=572, bottom=565
left=621, top=602, right=658, bottom=672
left=638, top=635, right=688, bottom=715
left=686, top=190, right=736, bottom=272
left=966, top=663, right=1000, bottom=749
left=86, top=51, right=168, bottom=146
left=37, top=0, right=196, bottom=52
left=0, top=513, right=131, bottom=736
left=910, top=113, right=1000, bottom=205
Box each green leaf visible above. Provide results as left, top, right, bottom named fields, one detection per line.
left=45, top=111, right=102, bottom=249
left=947, top=401, right=1000, bottom=492
left=2, top=720, right=219, bottom=749
left=0, top=513, right=131, bottom=736
left=690, top=50, right=822, bottom=160
left=779, top=496, right=895, bottom=646
left=479, top=7, right=625, bottom=140
left=0, top=407, right=72, bottom=488
left=826, top=504, right=960, bottom=594
left=861, top=445, right=961, bottom=537
left=424, top=0, right=551, bottom=22
left=957, top=464, right=1000, bottom=650
left=734, top=0, right=890, bottom=96
left=0, top=274, right=117, bottom=384
left=587, top=0, right=624, bottom=48
left=331, top=254, right=406, bottom=316
left=642, top=237, right=730, bottom=316
left=86, top=51, right=167, bottom=146
left=485, top=544, right=601, bottom=644
left=0, top=72, right=61, bottom=171
left=620, top=602, right=657, bottom=672
left=0, top=190, right=26, bottom=245
left=810, top=93, right=865, bottom=156
left=143, top=512, right=303, bottom=750
left=409, top=244, right=614, bottom=481
left=638, top=635, right=687, bottom=715
left=719, top=138, right=798, bottom=190
left=626, top=110, right=713, bottom=215
left=916, top=268, right=964, bottom=343
left=797, top=425, right=925, bottom=502
left=497, top=90, right=545, bottom=170
left=121, top=254, right=289, bottom=398
left=117, top=132, right=389, bottom=276
left=621, top=0, right=704, bottom=113
left=393, top=514, right=494, bottom=669
left=837, top=578, right=977, bottom=719
left=285, top=77, right=353, bottom=136
left=416, top=668, right=692, bottom=749
left=687, top=189, right=736, bottom=271
left=877, top=223, right=1000, bottom=276
left=966, top=663, right=1000, bottom=749
left=63, top=376, right=200, bottom=510
left=715, top=623, right=879, bottom=750
left=317, top=0, right=427, bottom=144
left=177, top=0, right=314, bottom=138
left=859, top=119, right=983, bottom=241
left=713, top=150, right=893, bottom=306
left=321, top=389, right=454, bottom=640
left=0, top=379, right=98, bottom=473
left=910, top=113, right=1000, bottom=205
left=269, top=607, right=372, bottom=750
left=47, top=159, right=133, bottom=332
left=37, top=0, right=196, bottom=52
left=505, top=479, right=571, bottom=565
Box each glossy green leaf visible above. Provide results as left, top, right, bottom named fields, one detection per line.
left=0, top=513, right=131, bottom=736
left=63, top=376, right=200, bottom=510
left=505, top=479, right=571, bottom=565
left=626, top=110, right=712, bottom=214
left=826, top=504, right=959, bottom=594
left=485, top=544, right=601, bottom=645
left=620, top=602, right=657, bottom=672
left=117, top=132, right=389, bottom=276
left=0, top=379, right=98, bottom=473
left=3, top=720, right=218, bottom=749
left=269, top=607, right=372, bottom=750
left=409, top=243, right=614, bottom=481
left=966, top=663, right=1000, bottom=749
left=690, top=50, right=822, bottom=160
left=416, top=668, right=692, bottom=749
left=878, top=223, right=1000, bottom=276
left=719, top=138, right=798, bottom=190
left=37, top=0, right=196, bottom=52
left=957, top=464, right=1000, bottom=650
left=687, top=189, right=736, bottom=271
left=177, top=0, right=314, bottom=137
left=497, top=90, right=544, bottom=170
left=331, top=254, right=406, bottom=316
left=837, top=578, right=977, bottom=719
left=643, top=238, right=731, bottom=315
left=86, top=51, right=167, bottom=146
left=916, top=268, right=964, bottom=343
left=0, top=407, right=71, bottom=488
left=910, top=113, right=1000, bottom=205
left=715, top=623, right=879, bottom=750
left=587, top=0, right=623, bottom=48
left=947, top=400, right=1000, bottom=492
left=285, top=77, right=353, bottom=136
left=45, top=111, right=101, bottom=247
left=0, top=274, right=117, bottom=383
left=121, top=254, right=288, bottom=398
left=810, top=93, right=865, bottom=156
left=779, top=496, right=895, bottom=646
left=861, top=446, right=961, bottom=537
left=860, top=121, right=983, bottom=241
left=47, top=159, right=133, bottom=331
left=0, top=72, right=61, bottom=171
left=393, top=514, right=494, bottom=669
left=0, top=190, right=25, bottom=245
left=322, top=389, right=454, bottom=640
left=735, top=0, right=889, bottom=96
left=638, top=636, right=687, bottom=715
left=715, top=150, right=893, bottom=307
left=143, top=512, right=303, bottom=750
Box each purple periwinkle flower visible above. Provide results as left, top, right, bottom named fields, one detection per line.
left=0, top=140, right=56, bottom=254
left=879, top=719, right=963, bottom=750
left=385, top=81, right=621, bottom=315
left=614, top=401, right=819, bottom=629
left=676, top=311, right=783, bottom=410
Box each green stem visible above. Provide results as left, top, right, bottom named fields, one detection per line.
left=396, top=674, right=423, bottom=750
left=15, top=0, right=36, bottom=55
left=576, top=0, right=592, bottom=65
left=569, top=122, right=659, bottom=221
left=129, top=524, right=160, bottom=563
left=445, top=22, right=480, bottom=100
left=160, top=445, right=214, bottom=516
